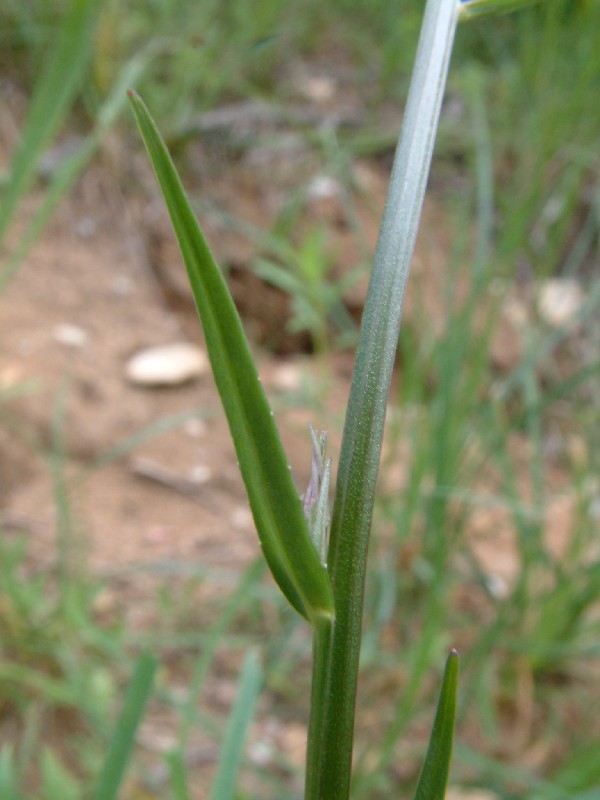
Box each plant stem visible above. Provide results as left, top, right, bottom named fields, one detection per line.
left=304, top=1, right=459, bottom=797
left=305, top=616, right=334, bottom=797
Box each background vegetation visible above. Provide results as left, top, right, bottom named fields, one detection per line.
left=1, top=0, right=599, bottom=797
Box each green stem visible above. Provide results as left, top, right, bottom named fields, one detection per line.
left=304, top=0, right=459, bottom=797
left=305, top=617, right=335, bottom=797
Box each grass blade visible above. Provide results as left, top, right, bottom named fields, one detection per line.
left=413, top=650, right=459, bottom=800
left=0, top=46, right=152, bottom=292
left=165, top=558, right=265, bottom=792
left=128, top=90, right=334, bottom=625
left=40, top=748, right=80, bottom=800
left=92, top=652, right=157, bottom=800
left=0, top=746, right=18, bottom=798
left=208, top=649, right=263, bottom=800
left=0, top=662, right=80, bottom=707
left=0, top=0, right=100, bottom=254
left=459, top=0, right=544, bottom=19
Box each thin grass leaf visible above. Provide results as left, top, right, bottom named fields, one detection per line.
left=128, top=90, right=334, bottom=625
left=0, top=0, right=100, bottom=253
left=166, top=558, right=265, bottom=791
left=0, top=746, right=18, bottom=798
left=0, top=662, right=80, bottom=706
left=0, top=45, right=153, bottom=292
left=208, top=649, right=263, bottom=800
left=552, top=739, right=600, bottom=795
left=92, top=652, right=157, bottom=800
left=459, top=0, right=544, bottom=19
left=40, top=749, right=80, bottom=800
left=455, top=743, right=573, bottom=799
left=164, top=752, right=191, bottom=800
left=413, top=650, right=459, bottom=800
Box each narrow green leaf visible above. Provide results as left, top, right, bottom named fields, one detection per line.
left=165, top=560, right=265, bottom=800
left=0, top=0, right=100, bottom=250
left=413, top=650, right=459, bottom=800
left=0, top=45, right=153, bottom=292
left=0, top=661, right=79, bottom=706
left=173, top=558, right=265, bottom=753
left=208, top=649, right=263, bottom=800
left=92, top=652, right=157, bottom=800
left=40, top=749, right=80, bottom=800
left=459, top=0, right=544, bottom=19
left=0, top=746, right=18, bottom=799
left=128, top=90, right=334, bottom=625
left=165, top=752, right=192, bottom=800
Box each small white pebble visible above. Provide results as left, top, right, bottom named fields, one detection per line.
left=189, top=464, right=211, bottom=484
left=231, top=507, right=253, bottom=530
left=538, top=278, right=583, bottom=327
left=112, top=275, right=135, bottom=296
left=271, top=362, right=302, bottom=391
left=53, top=323, right=89, bottom=348
left=75, top=217, right=96, bottom=238
left=125, top=342, right=208, bottom=387
left=296, top=74, right=336, bottom=103
left=307, top=174, right=340, bottom=201
left=248, top=741, right=273, bottom=766
left=183, top=418, right=206, bottom=438
left=485, top=573, right=509, bottom=600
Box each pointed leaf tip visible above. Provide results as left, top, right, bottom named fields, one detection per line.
left=413, top=651, right=458, bottom=800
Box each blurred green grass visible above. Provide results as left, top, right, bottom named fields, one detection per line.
left=1, top=0, right=599, bottom=797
